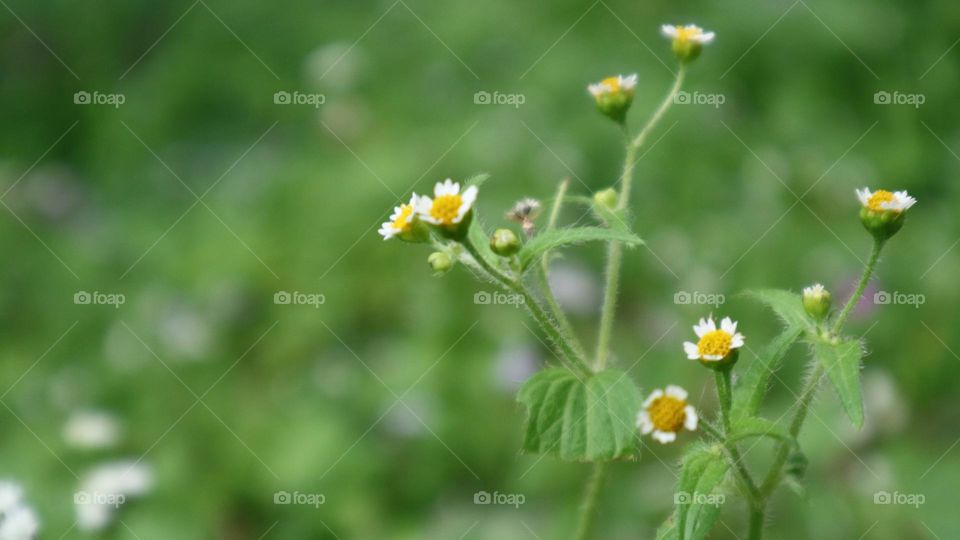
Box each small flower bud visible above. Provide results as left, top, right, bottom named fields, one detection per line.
left=427, top=251, right=453, bottom=274
left=587, top=75, right=637, bottom=125
left=593, top=188, right=618, bottom=209
left=661, top=24, right=715, bottom=64
left=802, top=283, right=831, bottom=321
left=855, top=188, right=916, bottom=242
left=490, top=228, right=521, bottom=256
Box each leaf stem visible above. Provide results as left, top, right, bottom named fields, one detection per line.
left=594, top=66, right=686, bottom=371
left=574, top=461, right=606, bottom=540
left=832, top=238, right=884, bottom=333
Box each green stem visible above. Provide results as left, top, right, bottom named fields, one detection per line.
left=715, top=367, right=761, bottom=507
left=594, top=66, right=686, bottom=371
left=760, top=239, right=886, bottom=499
left=538, top=179, right=588, bottom=361
left=574, top=462, right=606, bottom=540
left=748, top=506, right=765, bottom=540
left=463, top=237, right=589, bottom=374
left=832, top=238, right=884, bottom=333
left=714, top=369, right=733, bottom=432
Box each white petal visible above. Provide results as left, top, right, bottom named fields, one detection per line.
left=684, top=342, right=700, bottom=360
left=661, top=24, right=679, bottom=38
left=694, top=318, right=712, bottom=337
left=720, top=317, right=737, bottom=334
left=378, top=223, right=396, bottom=240
left=652, top=430, right=677, bottom=444
left=642, top=389, right=664, bottom=408
left=637, top=411, right=653, bottom=433
left=665, top=385, right=687, bottom=400
left=856, top=188, right=871, bottom=206
left=702, top=354, right=724, bottom=361
left=731, top=334, right=745, bottom=348
left=698, top=31, right=716, bottom=44
left=684, top=405, right=699, bottom=431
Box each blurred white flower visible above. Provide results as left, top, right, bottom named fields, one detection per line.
left=0, top=481, right=38, bottom=540
left=63, top=411, right=120, bottom=450
left=75, top=462, right=153, bottom=532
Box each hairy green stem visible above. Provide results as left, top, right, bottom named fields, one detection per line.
left=748, top=506, right=765, bottom=540
left=538, top=179, right=588, bottom=361
left=574, top=462, right=607, bottom=540
left=754, top=238, right=887, bottom=537
left=715, top=368, right=761, bottom=508
left=463, top=237, right=589, bottom=374
left=594, top=66, right=686, bottom=371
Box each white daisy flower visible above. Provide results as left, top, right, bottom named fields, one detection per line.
left=587, top=74, right=638, bottom=99
left=416, top=179, right=478, bottom=227
left=660, top=24, right=715, bottom=45
left=637, top=385, right=698, bottom=444
left=683, top=316, right=745, bottom=362
left=855, top=188, right=916, bottom=213
left=378, top=193, right=421, bottom=240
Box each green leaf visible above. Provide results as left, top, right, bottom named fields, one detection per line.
left=517, top=368, right=643, bottom=461
left=746, top=289, right=816, bottom=332
left=518, top=227, right=643, bottom=269
left=464, top=172, right=490, bottom=188
left=465, top=219, right=500, bottom=271
left=562, top=194, right=632, bottom=232
left=727, top=416, right=794, bottom=445
left=676, top=443, right=729, bottom=540
left=731, top=326, right=802, bottom=422
left=813, top=338, right=864, bottom=428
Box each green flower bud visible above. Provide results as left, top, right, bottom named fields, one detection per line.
left=661, top=24, right=715, bottom=64
left=593, top=188, right=618, bottom=209
left=802, top=283, right=832, bottom=321
left=587, top=75, right=637, bottom=125
left=427, top=251, right=453, bottom=274
left=490, top=228, right=521, bottom=256
left=856, top=188, right=916, bottom=242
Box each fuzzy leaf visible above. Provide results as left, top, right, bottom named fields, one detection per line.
left=464, top=172, right=490, bottom=188
left=518, top=227, right=643, bottom=269
left=814, top=338, right=864, bottom=428
left=517, top=368, right=643, bottom=461
left=746, top=289, right=816, bottom=332
left=731, top=326, right=803, bottom=422
left=676, top=443, right=729, bottom=540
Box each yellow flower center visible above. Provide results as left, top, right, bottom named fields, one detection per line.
left=697, top=330, right=732, bottom=358
left=648, top=395, right=688, bottom=433
left=674, top=26, right=701, bottom=43
left=391, top=204, right=414, bottom=231
left=867, top=190, right=895, bottom=212
left=601, top=76, right=621, bottom=92
left=430, top=194, right=463, bottom=225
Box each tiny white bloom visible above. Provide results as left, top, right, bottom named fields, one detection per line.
left=661, top=24, right=715, bottom=44
left=378, top=193, right=421, bottom=240
left=855, top=188, right=916, bottom=213
left=0, top=506, right=39, bottom=540
left=803, top=283, right=826, bottom=296
left=683, top=316, right=745, bottom=361
left=75, top=461, right=153, bottom=532
left=637, top=385, right=698, bottom=444
left=0, top=483, right=22, bottom=515
left=587, top=74, right=638, bottom=98
left=416, top=179, right=478, bottom=226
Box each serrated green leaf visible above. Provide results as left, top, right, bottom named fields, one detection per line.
left=746, top=289, right=816, bottom=332
left=727, top=416, right=794, bottom=445
left=517, top=368, right=643, bottom=461
left=562, top=194, right=633, bottom=232
left=676, top=443, right=728, bottom=540
left=518, top=227, right=643, bottom=269
left=731, top=326, right=802, bottom=422
left=814, top=338, right=864, bottom=428
left=655, top=516, right=679, bottom=540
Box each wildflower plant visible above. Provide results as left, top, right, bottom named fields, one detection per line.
left=380, top=22, right=917, bottom=540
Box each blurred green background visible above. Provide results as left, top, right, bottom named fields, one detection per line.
left=0, top=0, right=957, bottom=538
